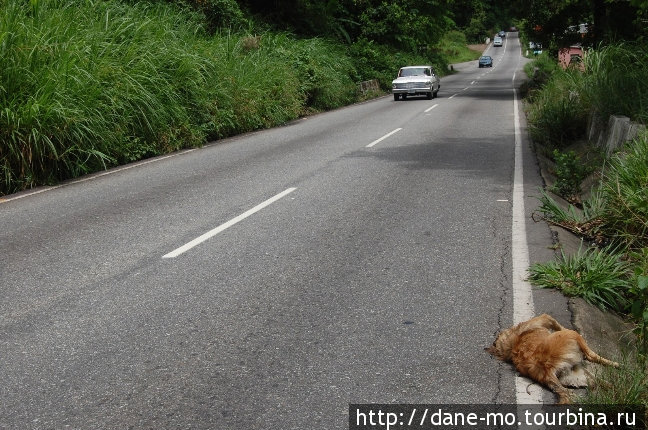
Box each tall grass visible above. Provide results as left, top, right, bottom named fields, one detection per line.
left=0, top=0, right=388, bottom=195
left=524, top=44, right=648, bottom=150
left=582, top=44, right=648, bottom=124
left=597, top=132, right=648, bottom=249
left=526, top=68, right=589, bottom=149
left=0, top=0, right=214, bottom=192
left=436, top=30, right=482, bottom=64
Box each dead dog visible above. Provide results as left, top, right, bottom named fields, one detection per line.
left=486, top=314, right=619, bottom=404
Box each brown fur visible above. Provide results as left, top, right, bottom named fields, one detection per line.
left=486, top=314, right=619, bottom=404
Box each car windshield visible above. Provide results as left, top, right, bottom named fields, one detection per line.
left=399, top=68, right=429, bottom=77
left=480, top=56, right=491, bottom=60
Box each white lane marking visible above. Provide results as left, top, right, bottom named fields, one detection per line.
left=424, top=104, right=439, bottom=113
left=163, top=187, right=297, bottom=259
left=0, top=149, right=196, bottom=204
left=448, top=94, right=457, bottom=99
left=471, top=80, right=477, bottom=85
left=512, top=65, right=543, bottom=405
left=366, top=128, right=402, bottom=148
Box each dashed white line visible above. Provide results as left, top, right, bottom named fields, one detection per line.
left=366, top=128, right=402, bottom=148
left=424, top=104, right=439, bottom=113
left=162, top=187, right=297, bottom=258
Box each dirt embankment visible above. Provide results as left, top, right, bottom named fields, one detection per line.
left=468, top=44, right=488, bottom=53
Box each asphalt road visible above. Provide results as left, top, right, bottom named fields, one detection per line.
left=1, top=33, right=568, bottom=428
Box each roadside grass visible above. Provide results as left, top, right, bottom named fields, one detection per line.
left=580, top=355, right=648, bottom=409
left=582, top=44, right=648, bottom=124
left=596, top=134, right=648, bottom=249
left=523, top=45, right=648, bottom=407
left=528, top=244, right=630, bottom=312
left=0, top=0, right=216, bottom=193
left=526, top=69, right=589, bottom=150
left=436, top=30, right=482, bottom=64
left=0, top=0, right=460, bottom=195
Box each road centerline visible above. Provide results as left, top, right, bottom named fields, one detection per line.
left=366, top=128, right=403, bottom=148
left=424, top=104, right=439, bottom=113
left=162, top=187, right=297, bottom=259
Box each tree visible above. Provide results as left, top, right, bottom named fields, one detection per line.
left=515, top=0, right=645, bottom=50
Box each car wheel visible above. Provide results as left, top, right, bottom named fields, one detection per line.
left=394, top=94, right=400, bottom=101
left=426, top=92, right=432, bottom=100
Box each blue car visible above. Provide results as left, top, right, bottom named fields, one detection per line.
left=478, top=55, right=493, bottom=68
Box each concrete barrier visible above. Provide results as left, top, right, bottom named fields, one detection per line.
left=589, top=112, right=646, bottom=154
left=358, top=79, right=379, bottom=93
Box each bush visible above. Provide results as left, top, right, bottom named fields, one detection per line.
left=528, top=244, right=630, bottom=312
left=0, top=0, right=374, bottom=195
left=526, top=69, right=588, bottom=149
left=349, top=38, right=443, bottom=90
left=597, top=132, right=648, bottom=249
left=582, top=44, right=648, bottom=124
left=0, top=0, right=213, bottom=193
left=550, top=149, right=591, bottom=201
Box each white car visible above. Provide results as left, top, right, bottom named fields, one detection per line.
left=493, top=36, right=503, bottom=47
left=391, top=66, right=440, bottom=101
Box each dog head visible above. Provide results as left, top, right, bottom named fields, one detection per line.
left=485, top=327, right=517, bottom=361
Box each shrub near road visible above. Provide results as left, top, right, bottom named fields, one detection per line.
left=0, top=0, right=216, bottom=194
left=525, top=44, right=648, bottom=406
left=2, top=0, right=428, bottom=196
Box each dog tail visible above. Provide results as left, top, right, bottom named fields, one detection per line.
left=575, top=335, right=619, bottom=368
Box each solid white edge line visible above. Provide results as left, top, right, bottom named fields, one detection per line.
left=0, top=149, right=196, bottom=204
left=424, top=104, right=439, bottom=113
left=366, top=128, right=402, bottom=148
left=512, top=60, right=544, bottom=408
left=163, top=187, right=297, bottom=259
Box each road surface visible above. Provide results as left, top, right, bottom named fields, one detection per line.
left=1, top=33, right=567, bottom=428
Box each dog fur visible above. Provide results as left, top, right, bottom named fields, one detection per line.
left=486, top=314, right=619, bottom=404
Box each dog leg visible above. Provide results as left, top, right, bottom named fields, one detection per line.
left=537, top=313, right=568, bottom=332
left=546, top=372, right=574, bottom=404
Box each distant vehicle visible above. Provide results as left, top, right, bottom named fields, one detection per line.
left=493, top=36, right=503, bottom=47
left=478, top=56, right=493, bottom=68
left=391, top=66, right=440, bottom=101
left=498, top=30, right=506, bottom=38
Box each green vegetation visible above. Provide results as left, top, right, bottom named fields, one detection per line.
left=529, top=244, right=630, bottom=311
left=2, top=0, right=505, bottom=195
left=0, top=0, right=446, bottom=195
left=437, top=31, right=483, bottom=64
left=523, top=44, right=648, bottom=407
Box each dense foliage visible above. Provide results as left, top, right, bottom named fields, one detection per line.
left=3, top=0, right=647, bottom=195
left=516, top=0, right=648, bottom=54
left=525, top=45, right=648, bottom=362
left=1, top=0, right=447, bottom=194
